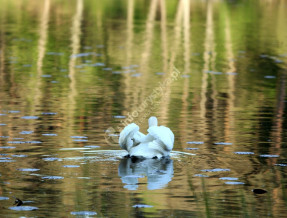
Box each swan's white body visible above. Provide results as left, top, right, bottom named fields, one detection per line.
left=119, top=117, right=174, bottom=158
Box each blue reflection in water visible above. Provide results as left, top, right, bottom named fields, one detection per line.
left=118, top=158, right=173, bottom=190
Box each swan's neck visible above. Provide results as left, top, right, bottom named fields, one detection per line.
left=148, top=116, right=158, bottom=127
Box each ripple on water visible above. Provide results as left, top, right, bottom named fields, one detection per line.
left=71, top=211, right=97, bottom=216
left=226, top=72, right=238, bottom=75
left=42, top=112, right=57, bottom=115
left=77, top=177, right=91, bottom=179
left=187, top=141, right=204, bottom=144
left=201, top=168, right=231, bottom=172
left=9, top=206, right=39, bottom=211
left=8, top=110, right=20, bottom=113
left=42, top=176, right=64, bottom=180
left=60, top=147, right=90, bottom=151
left=108, top=134, right=119, bottom=137
left=21, top=116, right=39, bottom=120
left=0, top=159, right=15, bottom=162
left=42, top=133, right=58, bottom=136
left=73, top=139, right=88, bottom=142
left=213, top=142, right=232, bottom=145
left=234, top=151, right=255, bottom=155
left=90, top=62, right=105, bottom=67
left=260, top=154, right=279, bottom=158
left=113, top=115, right=126, bottom=119
left=42, top=157, right=61, bottom=161
left=132, top=204, right=153, bottom=208
left=70, top=136, right=88, bottom=139
left=0, top=157, right=13, bottom=163
left=102, top=67, right=112, bottom=71
left=63, top=165, right=80, bottom=168
left=19, top=131, right=34, bottom=134
left=219, top=177, right=238, bottom=180
left=84, top=145, right=100, bottom=148
left=0, top=157, right=12, bottom=159
left=17, top=168, right=40, bottom=172
left=8, top=141, right=42, bottom=144
left=264, top=75, right=276, bottom=79
left=12, top=154, right=28, bottom=158
left=0, top=146, right=16, bottom=149
left=225, top=181, right=245, bottom=185
left=41, top=74, right=52, bottom=78
left=194, top=174, right=209, bottom=177
left=275, top=164, right=287, bottom=167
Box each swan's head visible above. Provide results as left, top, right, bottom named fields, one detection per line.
left=148, top=116, right=158, bottom=127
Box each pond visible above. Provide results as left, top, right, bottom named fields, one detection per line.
left=0, top=0, right=287, bottom=217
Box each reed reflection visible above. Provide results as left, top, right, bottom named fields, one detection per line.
left=118, top=158, right=173, bottom=190
left=33, top=0, right=50, bottom=115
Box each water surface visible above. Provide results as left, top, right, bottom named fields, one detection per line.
left=0, top=0, right=287, bottom=217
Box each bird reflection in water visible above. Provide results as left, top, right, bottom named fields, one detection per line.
left=13, top=197, right=23, bottom=206
left=118, top=157, right=173, bottom=190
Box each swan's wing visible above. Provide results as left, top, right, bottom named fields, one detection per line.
left=119, top=123, right=146, bottom=151
left=119, top=123, right=139, bottom=150
left=147, top=126, right=174, bottom=151
left=167, top=127, right=174, bottom=146
left=133, top=131, right=146, bottom=144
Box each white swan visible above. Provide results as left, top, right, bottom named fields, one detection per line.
left=119, top=116, right=174, bottom=159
